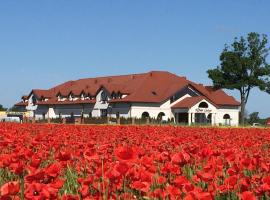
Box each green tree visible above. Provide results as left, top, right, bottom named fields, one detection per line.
left=247, top=112, right=260, bottom=125
left=207, top=32, right=270, bottom=124
left=0, top=104, right=7, bottom=111
left=8, top=105, right=22, bottom=112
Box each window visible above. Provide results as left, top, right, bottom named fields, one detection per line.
left=101, top=91, right=107, bottom=102
left=69, top=94, right=73, bottom=101
left=101, top=109, right=107, bottom=117
left=81, top=93, right=85, bottom=100
left=223, top=114, right=231, bottom=125
left=32, top=96, right=37, bottom=105
left=141, top=112, right=150, bottom=119
left=117, top=92, right=122, bottom=99
left=157, top=112, right=165, bottom=121
left=198, top=102, right=208, bottom=108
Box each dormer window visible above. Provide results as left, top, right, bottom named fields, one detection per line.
left=111, top=92, right=115, bottom=99
left=68, top=92, right=74, bottom=101
left=57, top=95, right=61, bottom=101
left=101, top=91, right=107, bottom=103
left=69, top=94, right=73, bottom=101
left=117, top=92, right=122, bottom=99
left=81, top=93, right=85, bottom=100
left=32, top=96, right=37, bottom=105
left=40, top=96, right=45, bottom=102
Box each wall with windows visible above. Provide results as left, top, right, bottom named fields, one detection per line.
left=216, top=108, right=239, bottom=126
left=130, top=103, right=172, bottom=120
left=109, top=103, right=131, bottom=118
left=34, top=105, right=49, bottom=120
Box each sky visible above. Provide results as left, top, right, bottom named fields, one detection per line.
left=0, top=0, right=270, bottom=117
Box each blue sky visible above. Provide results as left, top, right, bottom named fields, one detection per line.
left=0, top=0, right=270, bottom=117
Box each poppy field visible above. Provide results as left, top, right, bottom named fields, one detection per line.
left=0, top=123, right=270, bottom=200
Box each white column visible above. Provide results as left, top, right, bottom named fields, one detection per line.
left=188, top=112, right=192, bottom=125
left=211, top=113, right=216, bottom=126
left=175, top=112, right=178, bottom=124
left=211, top=113, right=214, bottom=126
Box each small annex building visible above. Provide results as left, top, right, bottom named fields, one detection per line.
left=15, top=71, right=240, bottom=126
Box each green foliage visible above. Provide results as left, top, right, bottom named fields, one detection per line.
left=0, top=104, right=7, bottom=111
left=246, top=111, right=269, bottom=125
left=247, top=112, right=260, bottom=125
left=0, top=168, right=18, bottom=185
left=8, top=105, right=23, bottom=112
left=207, top=32, right=270, bottom=124
left=215, top=192, right=239, bottom=200
left=59, top=166, right=80, bottom=195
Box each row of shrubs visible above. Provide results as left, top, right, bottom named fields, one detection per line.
left=35, top=116, right=176, bottom=125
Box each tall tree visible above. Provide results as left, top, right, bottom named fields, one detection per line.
left=208, top=32, right=270, bottom=124
left=247, top=112, right=260, bottom=125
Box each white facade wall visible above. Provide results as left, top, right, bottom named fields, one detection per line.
left=188, top=100, right=217, bottom=125
left=216, top=108, right=239, bottom=126
left=130, top=103, right=171, bottom=120
left=26, top=94, right=38, bottom=118
left=34, top=105, right=49, bottom=119
left=92, top=89, right=110, bottom=117
left=173, top=99, right=240, bottom=126
left=25, top=87, right=239, bottom=126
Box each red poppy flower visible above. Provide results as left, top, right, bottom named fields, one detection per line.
left=0, top=181, right=20, bottom=196
left=239, top=191, right=256, bottom=200
left=115, top=146, right=137, bottom=161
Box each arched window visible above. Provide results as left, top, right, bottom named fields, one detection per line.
left=141, top=112, right=150, bottom=119
left=223, top=114, right=231, bottom=125
left=198, top=102, right=208, bottom=108
left=157, top=112, right=165, bottom=121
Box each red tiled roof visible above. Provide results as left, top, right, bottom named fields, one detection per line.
left=172, top=96, right=205, bottom=108
left=37, top=99, right=96, bottom=105
left=19, top=71, right=240, bottom=106
left=15, top=102, right=28, bottom=106
left=189, top=84, right=240, bottom=106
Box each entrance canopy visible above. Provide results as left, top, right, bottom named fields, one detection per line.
left=172, top=96, right=217, bottom=125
